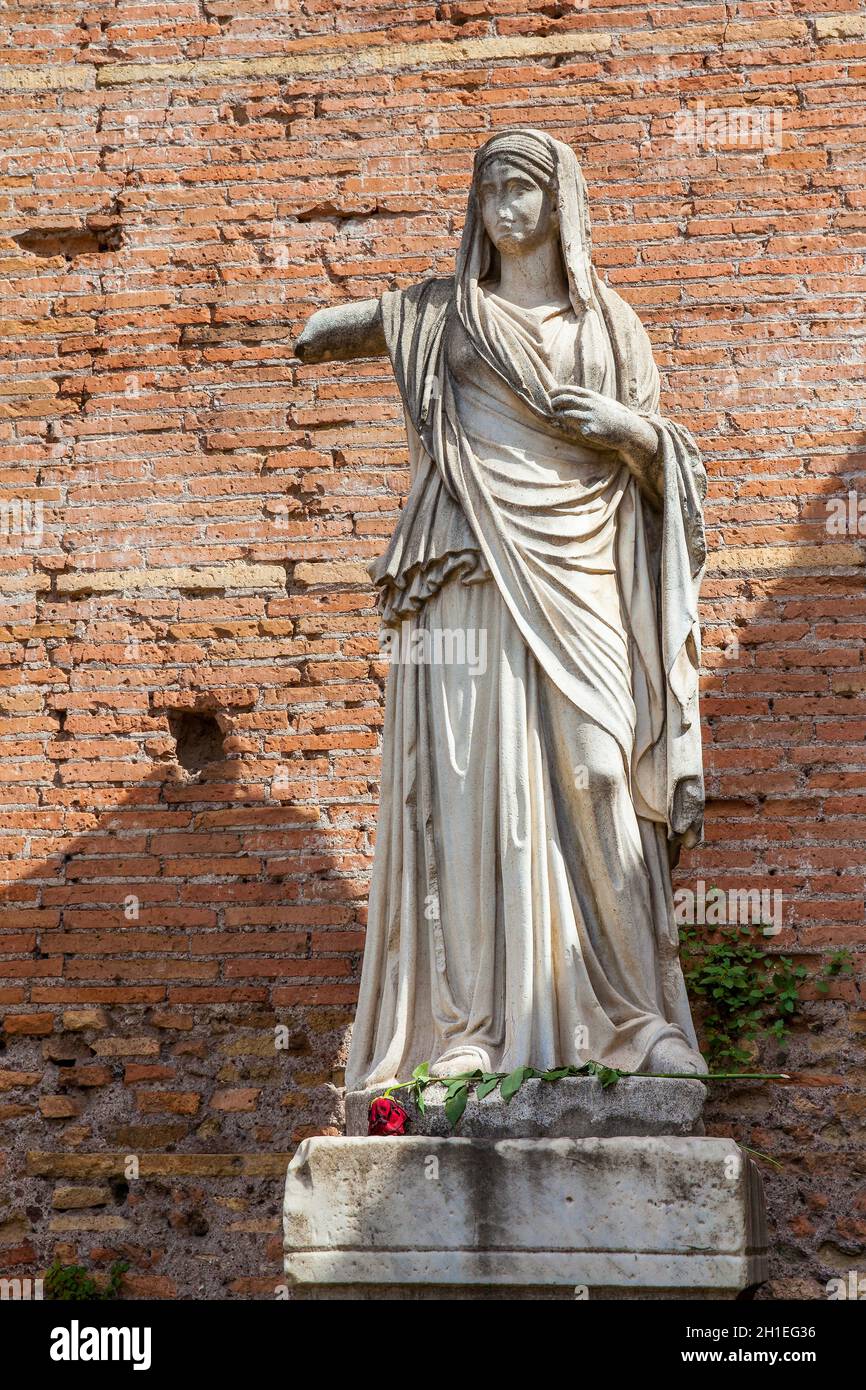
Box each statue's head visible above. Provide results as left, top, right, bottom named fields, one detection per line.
left=476, top=152, right=559, bottom=259
left=460, top=129, right=594, bottom=312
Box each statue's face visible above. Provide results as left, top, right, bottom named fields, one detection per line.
left=477, top=157, right=556, bottom=256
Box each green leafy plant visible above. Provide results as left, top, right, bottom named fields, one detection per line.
left=815, top=948, right=854, bottom=995
left=679, top=912, right=854, bottom=1068
left=44, top=1259, right=129, bottom=1301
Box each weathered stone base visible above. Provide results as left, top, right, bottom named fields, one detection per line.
left=283, top=1135, right=768, bottom=1300
left=345, top=1075, right=707, bottom=1139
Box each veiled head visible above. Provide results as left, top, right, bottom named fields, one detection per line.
left=476, top=156, right=558, bottom=256
left=459, top=129, right=595, bottom=314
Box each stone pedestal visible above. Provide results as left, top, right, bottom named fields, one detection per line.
left=283, top=1129, right=768, bottom=1300
left=345, top=1075, right=707, bottom=1139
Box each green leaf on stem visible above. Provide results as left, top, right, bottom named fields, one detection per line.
left=540, top=1067, right=575, bottom=1082
left=444, top=1084, right=469, bottom=1126
left=584, top=1060, right=623, bottom=1089
left=500, top=1065, right=534, bottom=1102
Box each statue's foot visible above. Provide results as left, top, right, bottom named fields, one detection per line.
left=431, top=1045, right=491, bottom=1078
left=644, top=1037, right=708, bottom=1077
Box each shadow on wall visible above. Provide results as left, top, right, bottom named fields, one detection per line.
left=0, top=699, right=371, bottom=1298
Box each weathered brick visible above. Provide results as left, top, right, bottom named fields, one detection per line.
left=51, top=1186, right=112, bottom=1210
left=210, top=1088, right=261, bottom=1113
left=136, top=1091, right=202, bottom=1116
left=61, top=1009, right=109, bottom=1032
left=2, top=1014, right=53, bottom=1037
left=39, top=1096, right=83, bottom=1120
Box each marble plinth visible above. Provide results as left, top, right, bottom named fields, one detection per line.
left=283, top=1134, right=767, bottom=1300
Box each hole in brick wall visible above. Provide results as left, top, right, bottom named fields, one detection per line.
left=13, top=224, right=123, bottom=260
left=167, top=711, right=224, bottom=779
left=109, top=1177, right=129, bottom=1205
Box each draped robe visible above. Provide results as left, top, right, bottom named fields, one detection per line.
left=344, top=136, right=708, bottom=1091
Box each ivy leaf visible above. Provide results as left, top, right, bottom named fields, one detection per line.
left=444, top=1083, right=469, bottom=1127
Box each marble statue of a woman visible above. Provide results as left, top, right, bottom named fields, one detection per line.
left=297, top=129, right=709, bottom=1089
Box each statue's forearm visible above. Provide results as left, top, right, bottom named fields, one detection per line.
left=295, top=298, right=386, bottom=363
left=619, top=415, right=662, bottom=507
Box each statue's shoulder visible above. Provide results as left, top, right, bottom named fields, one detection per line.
left=591, top=272, right=660, bottom=411
left=380, top=277, right=455, bottom=408
left=420, top=274, right=455, bottom=302
left=384, top=274, right=454, bottom=314
left=592, top=274, right=653, bottom=353
left=380, top=276, right=455, bottom=366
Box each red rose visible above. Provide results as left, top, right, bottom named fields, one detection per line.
left=368, top=1096, right=408, bottom=1136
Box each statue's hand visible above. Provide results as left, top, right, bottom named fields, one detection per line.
left=668, top=775, right=704, bottom=868
left=550, top=386, right=661, bottom=503
left=549, top=386, right=648, bottom=455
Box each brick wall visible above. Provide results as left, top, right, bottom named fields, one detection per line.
left=1, top=1, right=864, bottom=1300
